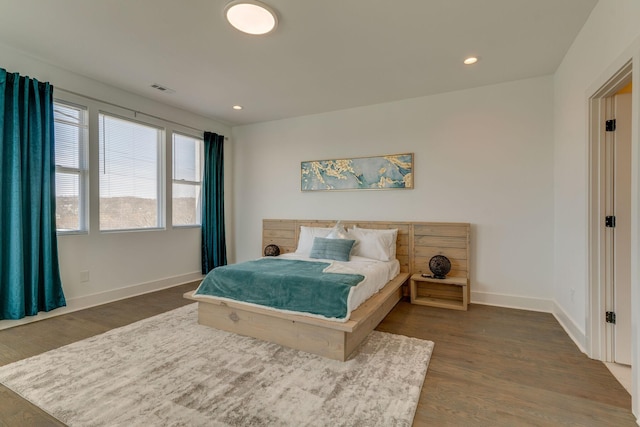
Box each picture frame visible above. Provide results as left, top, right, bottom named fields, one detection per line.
left=301, top=153, right=414, bottom=191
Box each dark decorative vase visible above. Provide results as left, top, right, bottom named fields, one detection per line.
left=264, top=244, right=280, bottom=257
left=429, top=255, right=451, bottom=279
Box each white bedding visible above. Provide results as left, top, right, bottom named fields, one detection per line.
left=277, top=252, right=401, bottom=319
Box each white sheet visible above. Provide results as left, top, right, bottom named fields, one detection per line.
left=278, top=253, right=400, bottom=319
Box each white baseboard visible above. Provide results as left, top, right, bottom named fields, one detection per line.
left=471, top=290, right=554, bottom=312
left=0, top=272, right=204, bottom=331
left=551, top=301, right=588, bottom=354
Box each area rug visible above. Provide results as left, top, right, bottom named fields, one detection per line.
left=0, top=304, right=433, bottom=426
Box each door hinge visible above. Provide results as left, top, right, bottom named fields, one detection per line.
left=606, top=311, right=616, bottom=324
left=605, top=216, right=616, bottom=228
left=606, top=119, right=616, bottom=132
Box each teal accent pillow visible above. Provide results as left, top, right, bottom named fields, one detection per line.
left=309, top=237, right=355, bottom=262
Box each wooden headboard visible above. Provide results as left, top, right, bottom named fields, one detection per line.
left=262, top=219, right=470, bottom=279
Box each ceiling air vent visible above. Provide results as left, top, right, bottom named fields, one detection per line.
left=150, top=83, right=175, bottom=94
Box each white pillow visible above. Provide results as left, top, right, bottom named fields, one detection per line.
left=295, top=226, right=332, bottom=255
left=349, top=227, right=398, bottom=261
left=326, top=220, right=349, bottom=239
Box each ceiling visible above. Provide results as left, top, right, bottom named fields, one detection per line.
left=0, top=0, right=598, bottom=126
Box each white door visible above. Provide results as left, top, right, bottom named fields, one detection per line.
left=612, top=92, right=632, bottom=365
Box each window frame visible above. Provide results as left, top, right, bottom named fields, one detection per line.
left=98, top=111, right=166, bottom=232
left=171, top=131, right=204, bottom=228
left=54, top=99, right=89, bottom=235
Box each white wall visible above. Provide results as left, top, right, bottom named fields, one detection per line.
left=232, top=76, right=555, bottom=311
left=552, top=0, right=640, bottom=418
left=553, top=0, right=640, bottom=342
left=0, top=43, right=231, bottom=329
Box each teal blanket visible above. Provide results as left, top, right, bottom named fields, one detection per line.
left=195, top=258, right=365, bottom=320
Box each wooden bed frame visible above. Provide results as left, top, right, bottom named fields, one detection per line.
left=184, top=219, right=470, bottom=361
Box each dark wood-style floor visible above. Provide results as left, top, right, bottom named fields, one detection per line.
left=378, top=301, right=635, bottom=426
left=0, top=283, right=635, bottom=426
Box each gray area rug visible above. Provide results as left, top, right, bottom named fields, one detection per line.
left=0, top=304, right=433, bottom=426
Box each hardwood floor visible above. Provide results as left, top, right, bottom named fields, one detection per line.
left=0, top=283, right=635, bottom=426
left=377, top=301, right=636, bottom=426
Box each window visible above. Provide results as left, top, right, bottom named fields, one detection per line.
left=172, top=133, right=204, bottom=226
left=54, top=101, right=88, bottom=232
left=98, top=113, right=163, bottom=231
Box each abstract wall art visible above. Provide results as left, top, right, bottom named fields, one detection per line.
left=301, top=153, right=413, bottom=191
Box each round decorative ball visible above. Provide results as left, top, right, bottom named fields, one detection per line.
left=264, top=244, right=280, bottom=257
left=429, top=255, right=451, bottom=279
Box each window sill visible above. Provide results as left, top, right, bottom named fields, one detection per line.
left=57, top=230, right=88, bottom=236
left=172, top=224, right=201, bottom=230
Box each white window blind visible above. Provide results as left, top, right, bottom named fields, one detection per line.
left=172, top=133, right=204, bottom=226
left=98, top=113, right=163, bottom=231
left=54, top=101, right=88, bottom=232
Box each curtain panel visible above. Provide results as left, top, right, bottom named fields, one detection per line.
left=201, top=132, right=227, bottom=274
left=0, top=68, right=66, bottom=320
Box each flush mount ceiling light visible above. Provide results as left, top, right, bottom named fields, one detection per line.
left=463, top=56, right=479, bottom=65
left=232, top=105, right=243, bottom=110
left=224, top=0, right=278, bottom=35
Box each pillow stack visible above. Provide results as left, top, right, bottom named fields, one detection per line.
left=295, top=226, right=333, bottom=255
left=295, top=222, right=398, bottom=263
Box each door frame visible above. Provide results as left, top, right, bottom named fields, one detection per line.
left=587, top=60, right=632, bottom=362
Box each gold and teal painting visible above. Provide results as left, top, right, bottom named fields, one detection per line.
left=301, top=153, right=413, bottom=191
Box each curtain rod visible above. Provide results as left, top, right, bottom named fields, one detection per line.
left=56, top=87, right=227, bottom=138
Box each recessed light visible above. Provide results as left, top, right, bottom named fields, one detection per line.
left=463, top=57, right=479, bottom=65
left=224, top=1, right=278, bottom=35
left=233, top=105, right=243, bottom=110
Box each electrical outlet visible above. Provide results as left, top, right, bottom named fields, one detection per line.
left=80, top=270, right=90, bottom=283
left=570, top=288, right=575, bottom=302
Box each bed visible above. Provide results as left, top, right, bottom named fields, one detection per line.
left=184, top=219, right=470, bottom=361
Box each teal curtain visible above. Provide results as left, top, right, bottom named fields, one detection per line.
left=0, top=68, right=66, bottom=320
left=201, top=132, right=227, bottom=273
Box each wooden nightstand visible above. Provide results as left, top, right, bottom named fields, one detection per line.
left=410, top=274, right=468, bottom=311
